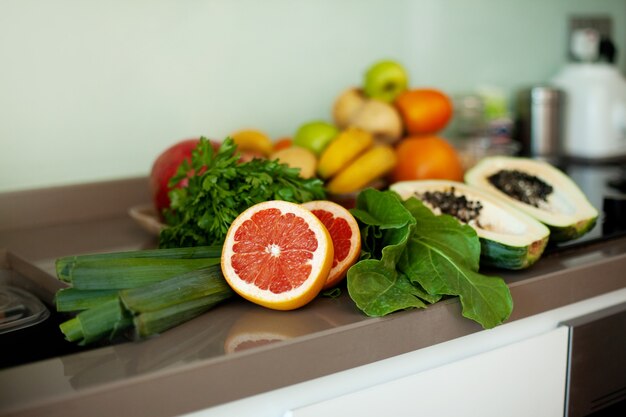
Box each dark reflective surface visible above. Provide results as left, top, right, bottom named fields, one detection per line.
left=547, top=159, right=626, bottom=252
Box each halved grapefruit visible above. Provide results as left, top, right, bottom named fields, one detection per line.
left=221, top=200, right=334, bottom=310
left=302, top=200, right=361, bottom=289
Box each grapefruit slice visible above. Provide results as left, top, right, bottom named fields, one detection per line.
left=302, top=200, right=361, bottom=289
left=221, top=200, right=333, bottom=310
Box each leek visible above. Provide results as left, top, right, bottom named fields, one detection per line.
left=56, top=245, right=223, bottom=281
left=58, top=257, right=220, bottom=289
left=55, top=288, right=119, bottom=312
left=58, top=264, right=234, bottom=345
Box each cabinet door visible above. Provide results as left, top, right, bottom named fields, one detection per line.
left=287, top=326, right=569, bottom=417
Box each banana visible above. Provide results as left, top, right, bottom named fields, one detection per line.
left=326, top=145, right=397, bottom=194
left=317, top=127, right=373, bottom=179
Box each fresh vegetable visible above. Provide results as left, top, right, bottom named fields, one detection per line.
left=465, top=156, right=598, bottom=242
left=390, top=180, right=550, bottom=270
left=60, top=265, right=233, bottom=344
left=55, top=288, right=118, bottom=312
left=159, top=137, right=326, bottom=248
left=347, top=188, right=513, bottom=329
left=56, top=246, right=233, bottom=345
left=57, top=257, right=219, bottom=290
left=56, top=245, right=222, bottom=289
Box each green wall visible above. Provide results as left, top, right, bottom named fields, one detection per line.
left=1, top=0, right=624, bottom=192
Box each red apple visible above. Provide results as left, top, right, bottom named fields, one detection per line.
left=150, top=138, right=219, bottom=217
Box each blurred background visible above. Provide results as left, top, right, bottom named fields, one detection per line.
left=1, top=0, right=625, bottom=193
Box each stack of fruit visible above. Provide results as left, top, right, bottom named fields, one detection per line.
left=273, top=60, right=465, bottom=198
left=150, top=60, right=464, bottom=210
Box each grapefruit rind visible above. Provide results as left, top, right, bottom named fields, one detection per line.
left=221, top=200, right=333, bottom=310
left=302, top=200, right=361, bottom=289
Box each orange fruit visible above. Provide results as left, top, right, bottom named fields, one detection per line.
left=391, top=136, right=464, bottom=183
left=273, top=137, right=293, bottom=151
left=302, top=200, right=361, bottom=289
left=394, top=89, right=453, bottom=135
left=221, top=200, right=334, bottom=310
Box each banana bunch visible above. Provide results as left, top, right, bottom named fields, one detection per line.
left=317, top=127, right=397, bottom=195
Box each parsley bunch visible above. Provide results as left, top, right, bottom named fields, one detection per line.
left=159, top=137, right=326, bottom=248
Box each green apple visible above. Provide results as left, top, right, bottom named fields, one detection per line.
left=293, top=120, right=339, bottom=156
left=363, top=60, right=409, bottom=103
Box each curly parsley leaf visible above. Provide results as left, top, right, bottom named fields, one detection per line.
left=159, top=137, right=326, bottom=248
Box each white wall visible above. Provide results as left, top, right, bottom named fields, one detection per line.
left=1, top=0, right=625, bottom=193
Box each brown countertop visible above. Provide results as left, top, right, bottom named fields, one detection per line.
left=1, top=177, right=625, bottom=417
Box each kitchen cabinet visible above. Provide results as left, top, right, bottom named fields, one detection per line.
left=285, top=327, right=569, bottom=417
left=1, top=178, right=625, bottom=417
left=188, top=289, right=626, bottom=417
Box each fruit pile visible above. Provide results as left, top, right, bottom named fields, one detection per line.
left=279, top=59, right=466, bottom=196
left=150, top=60, right=465, bottom=213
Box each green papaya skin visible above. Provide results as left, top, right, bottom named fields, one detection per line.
left=480, top=235, right=549, bottom=270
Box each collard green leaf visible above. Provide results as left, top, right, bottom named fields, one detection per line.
left=353, top=188, right=413, bottom=230
left=347, top=259, right=427, bottom=316
left=398, top=198, right=512, bottom=329
left=402, top=197, right=481, bottom=272
left=346, top=189, right=513, bottom=329
left=347, top=190, right=440, bottom=316
left=399, top=237, right=513, bottom=329
left=350, top=188, right=415, bottom=268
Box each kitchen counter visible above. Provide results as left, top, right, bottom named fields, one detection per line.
left=1, top=177, right=625, bottom=417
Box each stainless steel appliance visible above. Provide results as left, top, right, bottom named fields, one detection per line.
left=562, top=302, right=626, bottom=416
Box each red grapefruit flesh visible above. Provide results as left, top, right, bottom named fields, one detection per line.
left=221, top=200, right=333, bottom=310
left=302, top=200, right=361, bottom=288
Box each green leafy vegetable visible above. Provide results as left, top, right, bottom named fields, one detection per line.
left=56, top=246, right=233, bottom=345
left=347, top=188, right=513, bottom=329
left=159, top=137, right=326, bottom=248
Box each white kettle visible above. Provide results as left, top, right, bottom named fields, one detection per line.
left=551, top=30, right=626, bottom=160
